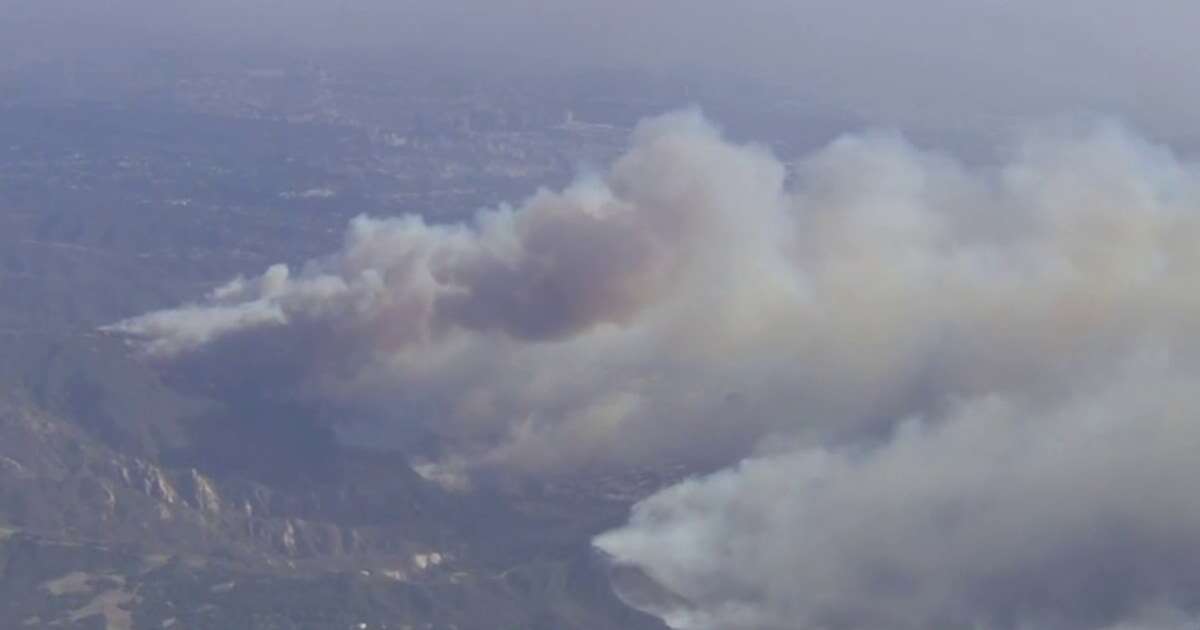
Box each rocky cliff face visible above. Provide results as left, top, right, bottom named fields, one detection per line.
left=0, top=338, right=668, bottom=629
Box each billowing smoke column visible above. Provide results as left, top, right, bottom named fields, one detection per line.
left=111, top=110, right=1200, bottom=628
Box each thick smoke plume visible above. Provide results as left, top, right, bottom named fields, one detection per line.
left=111, top=110, right=1200, bottom=628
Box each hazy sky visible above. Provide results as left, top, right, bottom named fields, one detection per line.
left=6, top=1, right=1200, bottom=135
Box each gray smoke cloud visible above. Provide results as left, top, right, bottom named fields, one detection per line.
left=111, top=110, right=1200, bottom=626
left=109, top=110, right=802, bottom=471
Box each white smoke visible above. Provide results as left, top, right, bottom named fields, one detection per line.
left=597, top=351, right=1200, bottom=629
left=110, top=110, right=1200, bottom=626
